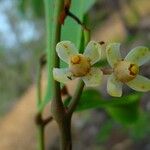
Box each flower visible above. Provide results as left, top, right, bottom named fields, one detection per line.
left=106, top=43, right=150, bottom=97
left=53, top=41, right=103, bottom=86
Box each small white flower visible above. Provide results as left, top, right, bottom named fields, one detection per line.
left=106, top=43, right=150, bottom=97
left=53, top=41, right=103, bottom=86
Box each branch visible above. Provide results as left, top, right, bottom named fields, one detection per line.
left=35, top=113, right=53, bottom=127
left=43, top=116, right=53, bottom=126
left=67, top=10, right=90, bottom=31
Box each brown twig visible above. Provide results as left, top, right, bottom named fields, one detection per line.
left=59, top=0, right=71, bottom=24
left=35, top=113, right=53, bottom=127
left=43, top=116, right=53, bottom=126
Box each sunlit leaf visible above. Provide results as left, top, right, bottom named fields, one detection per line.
left=39, top=0, right=56, bottom=111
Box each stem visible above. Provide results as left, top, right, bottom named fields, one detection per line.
left=67, top=11, right=89, bottom=31
left=44, top=0, right=72, bottom=150
left=36, top=55, right=46, bottom=150
left=43, top=116, right=53, bottom=126
left=59, top=118, right=72, bottom=150
left=37, top=125, right=44, bottom=150
left=36, top=114, right=45, bottom=150
left=67, top=80, right=84, bottom=115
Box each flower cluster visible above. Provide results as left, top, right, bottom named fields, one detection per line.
left=53, top=41, right=150, bottom=97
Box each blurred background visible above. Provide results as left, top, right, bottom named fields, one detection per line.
left=0, top=0, right=150, bottom=150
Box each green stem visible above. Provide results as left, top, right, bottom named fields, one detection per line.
left=37, top=64, right=42, bottom=107
left=83, top=29, right=90, bottom=47
left=37, top=124, right=44, bottom=150
left=68, top=80, right=84, bottom=115
left=36, top=61, right=45, bottom=150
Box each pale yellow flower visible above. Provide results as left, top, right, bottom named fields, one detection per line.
left=106, top=43, right=150, bottom=97
left=53, top=41, right=103, bottom=86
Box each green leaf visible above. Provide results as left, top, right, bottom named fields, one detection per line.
left=105, top=93, right=142, bottom=106
left=64, top=89, right=142, bottom=126
left=106, top=99, right=140, bottom=125
left=76, top=89, right=102, bottom=111
left=39, top=0, right=61, bottom=111
left=67, top=88, right=142, bottom=125
left=75, top=90, right=142, bottom=112
left=76, top=89, right=141, bottom=125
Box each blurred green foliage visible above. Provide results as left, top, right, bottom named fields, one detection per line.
left=96, top=112, right=150, bottom=145
left=18, top=0, right=44, bottom=18
left=0, top=0, right=45, bottom=115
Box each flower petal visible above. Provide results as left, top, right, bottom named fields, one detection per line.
left=56, top=41, right=78, bottom=64
left=83, top=41, right=101, bottom=65
left=53, top=68, right=74, bottom=84
left=82, top=67, right=103, bottom=86
left=126, top=75, right=150, bottom=92
left=106, top=43, right=122, bottom=67
left=107, top=74, right=123, bottom=97
left=125, top=46, right=150, bottom=66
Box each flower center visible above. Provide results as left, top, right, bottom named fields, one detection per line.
left=70, top=55, right=80, bottom=64
left=114, top=60, right=139, bottom=83
left=69, top=54, right=91, bottom=77
left=129, top=64, right=139, bottom=75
